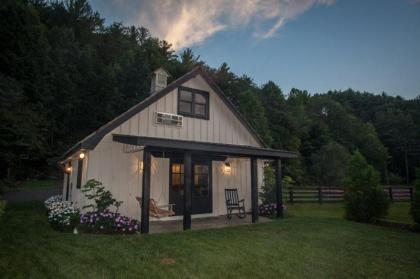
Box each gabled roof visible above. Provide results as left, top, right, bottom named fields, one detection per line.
left=61, top=66, right=267, bottom=160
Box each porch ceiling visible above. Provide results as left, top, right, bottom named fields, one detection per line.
left=112, top=134, right=297, bottom=159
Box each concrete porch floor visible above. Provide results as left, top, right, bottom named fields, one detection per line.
left=149, top=214, right=271, bottom=234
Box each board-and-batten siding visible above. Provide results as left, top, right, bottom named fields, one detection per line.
left=118, top=74, right=261, bottom=147
left=83, top=134, right=263, bottom=220
left=71, top=73, right=265, bottom=219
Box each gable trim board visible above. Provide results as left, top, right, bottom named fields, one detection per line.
left=61, top=66, right=267, bottom=161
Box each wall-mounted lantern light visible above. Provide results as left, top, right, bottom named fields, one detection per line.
left=139, top=161, right=144, bottom=172
left=64, top=166, right=72, bottom=174
left=224, top=161, right=231, bottom=175
left=79, top=152, right=85, bottom=159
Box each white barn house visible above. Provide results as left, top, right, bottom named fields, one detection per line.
left=60, top=66, right=296, bottom=233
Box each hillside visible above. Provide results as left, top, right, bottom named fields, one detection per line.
left=1, top=0, right=419, bottom=184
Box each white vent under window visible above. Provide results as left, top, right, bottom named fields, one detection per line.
left=156, top=112, right=183, bottom=127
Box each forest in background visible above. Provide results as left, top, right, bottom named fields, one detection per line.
left=1, top=0, right=419, bottom=186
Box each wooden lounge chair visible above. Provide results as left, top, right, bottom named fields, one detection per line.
left=224, top=188, right=246, bottom=219
left=135, top=196, right=175, bottom=219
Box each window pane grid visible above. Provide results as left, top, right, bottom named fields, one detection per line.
left=178, top=88, right=209, bottom=119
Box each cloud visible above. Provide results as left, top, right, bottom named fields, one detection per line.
left=109, top=0, right=335, bottom=49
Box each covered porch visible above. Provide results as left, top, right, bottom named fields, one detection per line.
left=113, top=134, right=296, bottom=234
left=150, top=214, right=272, bottom=234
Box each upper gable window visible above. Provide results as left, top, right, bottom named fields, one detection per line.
left=178, top=87, right=209, bottom=119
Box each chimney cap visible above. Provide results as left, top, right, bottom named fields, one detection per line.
left=152, top=67, right=170, bottom=77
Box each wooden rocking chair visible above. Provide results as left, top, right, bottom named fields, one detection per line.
left=225, top=188, right=246, bottom=219
left=135, top=196, right=175, bottom=219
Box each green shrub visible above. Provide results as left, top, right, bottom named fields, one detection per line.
left=410, top=168, right=420, bottom=225
left=259, top=165, right=294, bottom=204
left=0, top=179, right=14, bottom=195
left=388, top=173, right=404, bottom=185
left=344, top=151, right=389, bottom=223
left=79, top=180, right=141, bottom=234
left=0, top=200, right=6, bottom=220
left=82, top=179, right=122, bottom=213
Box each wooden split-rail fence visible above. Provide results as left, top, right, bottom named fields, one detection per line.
left=284, top=186, right=414, bottom=204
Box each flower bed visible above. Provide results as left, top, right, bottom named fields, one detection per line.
left=44, top=180, right=141, bottom=235
left=45, top=197, right=80, bottom=231
left=259, top=203, right=287, bottom=217
left=44, top=195, right=63, bottom=210
left=79, top=211, right=140, bottom=234
left=45, top=195, right=80, bottom=231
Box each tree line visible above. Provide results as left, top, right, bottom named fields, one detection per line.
left=1, top=0, right=419, bottom=186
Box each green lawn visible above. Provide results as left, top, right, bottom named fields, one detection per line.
left=0, top=202, right=419, bottom=279
left=18, top=180, right=58, bottom=191
left=287, top=202, right=415, bottom=224
left=386, top=202, right=415, bottom=224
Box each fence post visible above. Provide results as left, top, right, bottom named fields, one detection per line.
left=388, top=187, right=393, bottom=202
left=409, top=187, right=413, bottom=201
left=289, top=188, right=294, bottom=204
left=318, top=187, right=322, bottom=204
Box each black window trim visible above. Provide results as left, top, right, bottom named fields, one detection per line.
left=177, top=86, right=210, bottom=120
left=76, top=158, right=83, bottom=189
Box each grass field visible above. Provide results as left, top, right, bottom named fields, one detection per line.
left=0, top=202, right=419, bottom=278
left=18, top=180, right=58, bottom=191
left=287, top=202, right=414, bottom=224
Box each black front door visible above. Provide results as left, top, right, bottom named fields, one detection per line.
left=169, top=158, right=212, bottom=215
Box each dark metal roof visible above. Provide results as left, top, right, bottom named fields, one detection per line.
left=113, top=134, right=297, bottom=159
left=62, top=66, right=267, bottom=160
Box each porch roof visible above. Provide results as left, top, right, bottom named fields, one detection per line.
left=112, top=134, right=297, bottom=159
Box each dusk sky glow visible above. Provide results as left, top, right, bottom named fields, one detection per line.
left=90, top=0, right=420, bottom=99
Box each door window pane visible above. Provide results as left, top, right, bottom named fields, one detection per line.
left=193, top=164, right=209, bottom=197
left=171, top=163, right=184, bottom=187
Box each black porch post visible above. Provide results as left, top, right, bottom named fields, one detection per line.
left=251, top=157, right=259, bottom=223
left=183, top=151, right=192, bottom=230
left=65, top=173, right=70, bottom=201
left=140, top=148, right=151, bottom=234
left=275, top=159, right=284, bottom=218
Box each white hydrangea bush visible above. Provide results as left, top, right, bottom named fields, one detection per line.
left=45, top=195, right=80, bottom=231
left=44, top=195, right=62, bottom=210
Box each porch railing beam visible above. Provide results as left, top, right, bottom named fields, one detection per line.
left=140, top=148, right=151, bottom=234
left=275, top=159, right=284, bottom=218
left=183, top=151, right=192, bottom=230
left=250, top=157, right=259, bottom=223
